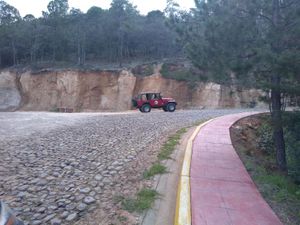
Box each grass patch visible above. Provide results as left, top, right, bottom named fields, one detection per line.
left=121, top=189, right=159, bottom=213
left=143, top=163, right=167, bottom=179
left=256, top=174, right=300, bottom=201
left=158, top=128, right=187, bottom=160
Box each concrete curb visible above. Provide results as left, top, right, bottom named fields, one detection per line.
left=174, top=120, right=213, bottom=225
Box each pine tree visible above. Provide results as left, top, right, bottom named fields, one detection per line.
left=175, top=0, right=300, bottom=171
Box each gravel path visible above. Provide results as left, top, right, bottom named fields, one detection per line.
left=0, top=109, right=254, bottom=225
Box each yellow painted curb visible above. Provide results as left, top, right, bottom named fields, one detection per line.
left=174, top=120, right=213, bottom=225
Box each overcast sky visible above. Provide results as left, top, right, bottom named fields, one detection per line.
left=5, top=0, right=195, bottom=17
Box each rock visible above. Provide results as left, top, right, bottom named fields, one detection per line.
left=83, top=196, right=96, bottom=204
left=48, top=205, right=58, bottom=211
left=43, top=214, right=56, bottom=222
left=18, top=185, right=29, bottom=191
left=115, top=166, right=123, bottom=171
left=37, top=179, right=48, bottom=186
left=75, top=193, right=85, bottom=201
left=77, top=203, right=87, bottom=211
left=94, top=187, right=102, bottom=193
left=17, top=192, right=27, bottom=198
left=80, top=187, right=91, bottom=194
left=60, top=211, right=69, bottom=219
left=52, top=172, right=60, bottom=177
left=65, top=166, right=72, bottom=170
left=66, top=203, right=76, bottom=211
left=94, top=174, right=103, bottom=181
left=103, top=178, right=111, bottom=184
left=37, top=207, right=46, bottom=213
left=57, top=201, right=66, bottom=208
left=50, top=218, right=62, bottom=225
left=66, top=213, right=77, bottom=221
left=32, top=220, right=42, bottom=225
left=90, top=181, right=98, bottom=187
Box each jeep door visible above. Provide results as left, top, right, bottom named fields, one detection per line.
left=149, top=94, right=164, bottom=107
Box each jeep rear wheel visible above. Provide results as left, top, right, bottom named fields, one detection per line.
left=167, top=103, right=176, bottom=112
left=142, top=104, right=151, bottom=113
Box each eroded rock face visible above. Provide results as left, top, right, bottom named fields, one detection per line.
left=0, top=71, right=21, bottom=111
left=0, top=69, right=263, bottom=111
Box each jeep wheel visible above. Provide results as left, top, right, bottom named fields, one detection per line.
left=163, top=106, right=168, bottom=112
left=139, top=108, right=144, bottom=112
left=167, top=103, right=176, bottom=112
left=142, top=104, right=151, bottom=113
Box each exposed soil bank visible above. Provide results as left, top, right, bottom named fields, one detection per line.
left=0, top=68, right=264, bottom=112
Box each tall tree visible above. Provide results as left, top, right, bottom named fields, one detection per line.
left=68, top=8, right=86, bottom=65
left=109, top=0, right=138, bottom=66
left=175, top=0, right=300, bottom=171
left=0, top=0, right=182, bottom=68
left=43, top=0, right=69, bottom=61
left=0, top=0, right=21, bottom=66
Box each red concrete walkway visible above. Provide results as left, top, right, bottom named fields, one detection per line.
left=190, top=112, right=283, bottom=225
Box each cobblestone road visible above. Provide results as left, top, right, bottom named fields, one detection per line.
left=0, top=109, right=254, bottom=225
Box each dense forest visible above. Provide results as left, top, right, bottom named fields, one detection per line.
left=0, top=0, right=182, bottom=68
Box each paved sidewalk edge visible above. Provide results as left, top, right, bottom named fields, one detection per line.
left=174, top=119, right=213, bottom=225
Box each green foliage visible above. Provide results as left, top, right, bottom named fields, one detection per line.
left=257, top=174, right=300, bottom=201
left=169, top=0, right=300, bottom=171
left=0, top=1, right=20, bottom=25
left=121, top=189, right=158, bottom=212
left=256, top=112, right=300, bottom=182
left=0, top=0, right=181, bottom=68
left=132, top=64, right=154, bottom=76
left=257, top=122, right=275, bottom=155
left=143, top=163, right=167, bottom=179
left=46, top=0, right=69, bottom=17
left=49, top=106, right=59, bottom=112
left=172, top=0, right=300, bottom=87
left=283, top=112, right=300, bottom=183
left=235, top=126, right=300, bottom=225
left=160, top=63, right=207, bottom=83
left=158, top=128, right=186, bottom=160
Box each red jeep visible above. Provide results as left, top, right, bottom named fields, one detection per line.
left=132, top=92, right=177, bottom=113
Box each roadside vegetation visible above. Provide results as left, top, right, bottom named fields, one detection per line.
left=160, top=62, right=208, bottom=84
left=231, top=112, right=300, bottom=225
left=170, top=0, right=300, bottom=174
left=117, top=189, right=159, bottom=213
left=157, top=127, right=187, bottom=161
left=116, top=126, right=189, bottom=214
left=118, top=119, right=210, bottom=215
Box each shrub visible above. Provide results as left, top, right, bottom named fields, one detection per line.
left=257, top=121, right=275, bottom=155
left=121, top=189, right=158, bottom=212
left=283, top=111, right=300, bottom=183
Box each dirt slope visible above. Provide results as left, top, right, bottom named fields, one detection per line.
left=0, top=68, right=263, bottom=112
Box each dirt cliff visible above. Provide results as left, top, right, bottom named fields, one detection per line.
left=0, top=68, right=264, bottom=112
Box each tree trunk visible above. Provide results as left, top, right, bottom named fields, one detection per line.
left=271, top=74, right=287, bottom=172
left=270, top=0, right=287, bottom=172
left=12, top=40, right=17, bottom=66
left=77, top=39, right=81, bottom=65
left=119, top=32, right=124, bottom=67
